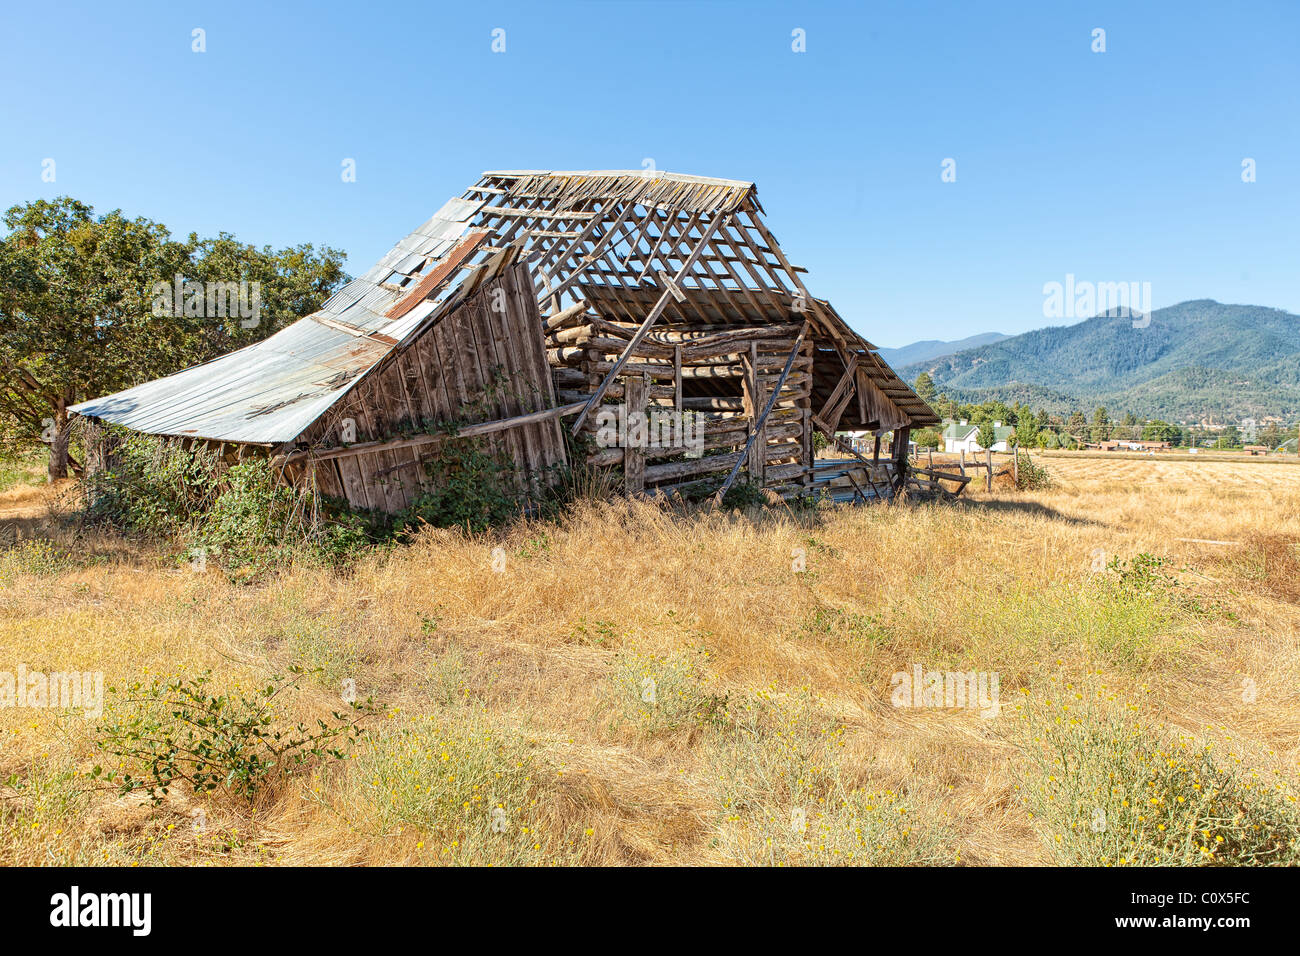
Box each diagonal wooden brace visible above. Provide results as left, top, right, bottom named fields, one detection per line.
left=571, top=212, right=730, bottom=433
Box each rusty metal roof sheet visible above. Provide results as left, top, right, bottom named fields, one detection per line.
left=70, top=196, right=486, bottom=444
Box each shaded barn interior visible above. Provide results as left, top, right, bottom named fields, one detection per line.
left=71, top=170, right=939, bottom=512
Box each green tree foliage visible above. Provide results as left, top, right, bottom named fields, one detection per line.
left=1214, top=424, right=1242, bottom=449
left=913, top=371, right=937, bottom=405
left=1091, top=406, right=1111, bottom=441
left=0, top=197, right=347, bottom=478
left=913, top=426, right=943, bottom=449
left=1141, top=420, right=1180, bottom=443
left=1066, top=410, right=1087, bottom=440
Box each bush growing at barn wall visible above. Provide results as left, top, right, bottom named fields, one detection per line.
left=394, top=438, right=522, bottom=534
left=200, top=460, right=297, bottom=550
left=80, top=427, right=371, bottom=570
left=84, top=429, right=222, bottom=536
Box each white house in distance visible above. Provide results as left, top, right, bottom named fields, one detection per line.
left=839, top=429, right=916, bottom=457
left=943, top=420, right=1013, bottom=453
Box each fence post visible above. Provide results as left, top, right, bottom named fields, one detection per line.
left=986, top=448, right=993, bottom=492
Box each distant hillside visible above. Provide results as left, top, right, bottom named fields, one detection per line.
left=879, top=332, right=1010, bottom=367
left=900, top=300, right=1300, bottom=421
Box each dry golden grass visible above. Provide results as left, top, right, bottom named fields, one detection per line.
left=1, top=452, right=1298, bottom=866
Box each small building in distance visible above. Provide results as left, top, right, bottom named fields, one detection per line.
left=943, top=420, right=1012, bottom=454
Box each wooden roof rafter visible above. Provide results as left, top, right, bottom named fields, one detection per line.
left=454, top=169, right=936, bottom=429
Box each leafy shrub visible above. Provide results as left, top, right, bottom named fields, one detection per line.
left=83, top=428, right=373, bottom=571
left=84, top=430, right=220, bottom=536
left=1015, top=451, right=1051, bottom=490
left=1094, top=551, right=1225, bottom=622
left=92, top=667, right=378, bottom=804
left=395, top=439, right=521, bottom=534
left=306, top=511, right=375, bottom=566
left=1107, top=552, right=1172, bottom=593
left=721, top=481, right=767, bottom=509
left=199, top=460, right=297, bottom=550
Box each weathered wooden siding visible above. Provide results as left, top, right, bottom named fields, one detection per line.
left=290, top=263, right=567, bottom=512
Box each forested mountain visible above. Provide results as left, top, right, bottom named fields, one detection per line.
left=898, top=300, right=1300, bottom=421
left=878, top=332, right=1010, bottom=367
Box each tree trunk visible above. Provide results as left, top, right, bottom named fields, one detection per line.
left=47, top=398, right=70, bottom=482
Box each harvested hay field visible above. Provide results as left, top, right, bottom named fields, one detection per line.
left=1, top=455, right=1298, bottom=867
left=1036, top=450, right=1300, bottom=492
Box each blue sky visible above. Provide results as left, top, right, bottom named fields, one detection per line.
left=1, top=0, right=1296, bottom=347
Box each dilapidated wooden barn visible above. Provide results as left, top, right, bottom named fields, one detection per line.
left=72, top=170, right=938, bottom=511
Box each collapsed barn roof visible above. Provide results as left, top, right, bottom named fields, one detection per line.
left=71, top=170, right=937, bottom=445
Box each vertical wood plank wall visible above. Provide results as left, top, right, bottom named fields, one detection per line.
left=288, top=263, right=566, bottom=512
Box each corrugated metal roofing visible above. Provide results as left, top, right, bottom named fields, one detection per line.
left=70, top=196, right=486, bottom=444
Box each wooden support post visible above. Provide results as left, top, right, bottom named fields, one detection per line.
left=624, top=374, right=648, bottom=496
left=873, top=435, right=881, bottom=464
left=986, top=447, right=993, bottom=492
left=893, top=426, right=911, bottom=493
left=815, top=353, right=859, bottom=436
left=717, top=324, right=809, bottom=500
left=743, top=342, right=765, bottom=486
left=960, top=449, right=966, bottom=475
left=673, top=344, right=683, bottom=411
left=801, top=407, right=813, bottom=489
